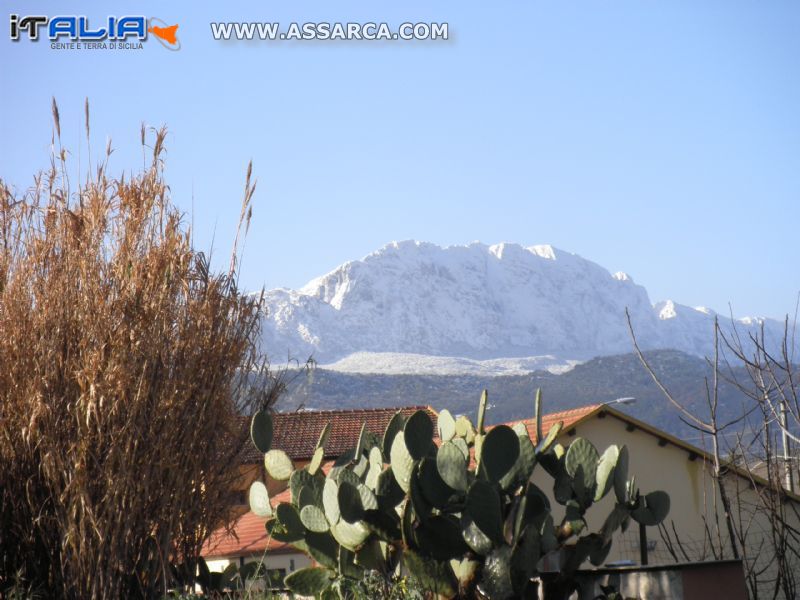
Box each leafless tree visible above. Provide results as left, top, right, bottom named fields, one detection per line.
left=626, top=309, right=800, bottom=599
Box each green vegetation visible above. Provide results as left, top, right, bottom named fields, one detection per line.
left=250, top=390, right=670, bottom=599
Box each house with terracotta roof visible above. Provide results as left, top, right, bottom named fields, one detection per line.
left=218, top=406, right=437, bottom=516
left=202, top=406, right=437, bottom=579
left=202, top=403, right=800, bottom=594
left=525, top=404, right=800, bottom=594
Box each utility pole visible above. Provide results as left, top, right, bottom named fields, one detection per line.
left=780, top=399, right=794, bottom=493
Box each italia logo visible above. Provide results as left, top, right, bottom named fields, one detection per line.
left=9, top=15, right=181, bottom=50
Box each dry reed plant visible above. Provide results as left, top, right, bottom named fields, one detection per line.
left=0, top=100, right=274, bottom=599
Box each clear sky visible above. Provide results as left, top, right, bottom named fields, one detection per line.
left=2, top=1, right=798, bottom=319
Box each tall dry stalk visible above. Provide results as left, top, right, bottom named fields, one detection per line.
left=0, top=100, right=273, bottom=599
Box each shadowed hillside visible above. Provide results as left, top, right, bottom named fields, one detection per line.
left=275, top=349, right=754, bottom=443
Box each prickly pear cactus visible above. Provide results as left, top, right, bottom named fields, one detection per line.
left=246, top=393, right=670, bottom=599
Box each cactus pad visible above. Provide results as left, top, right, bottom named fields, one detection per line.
left=250, top=409, right=273, bottom=453
left=248, top=480, right=272, bottom=517
left=264, top=449, right=293, bottom=481
left=479, top=425, right=520, bottom=484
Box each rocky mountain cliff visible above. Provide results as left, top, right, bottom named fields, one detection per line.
left=261, top=241, right=786, bottom=372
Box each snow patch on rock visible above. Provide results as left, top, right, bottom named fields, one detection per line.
left=260, top=241, right=788, bottom=373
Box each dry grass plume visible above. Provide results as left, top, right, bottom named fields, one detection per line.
left=0, top=100, right=273, bottom=599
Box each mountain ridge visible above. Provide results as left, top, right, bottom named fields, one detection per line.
left=261, top=240, right=788, bottom=371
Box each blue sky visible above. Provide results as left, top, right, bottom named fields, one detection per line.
left=2, top=1, right=798, bottom=318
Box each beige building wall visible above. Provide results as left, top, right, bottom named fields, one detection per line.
left=531, top=411, right=800, bottom=589
left=206, top=552, right=312, bottom=576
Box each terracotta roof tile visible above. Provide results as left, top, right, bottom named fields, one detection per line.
left=452, top=405, right=600, bottom=467
left=241, top=406, right=437, bottom=463
left=513, top=404, right=601, bottom=443
left=202, top=489, right=293, bottom=559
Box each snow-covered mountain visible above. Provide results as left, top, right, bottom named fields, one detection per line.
left=260, top=241, right=788, bottom=374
